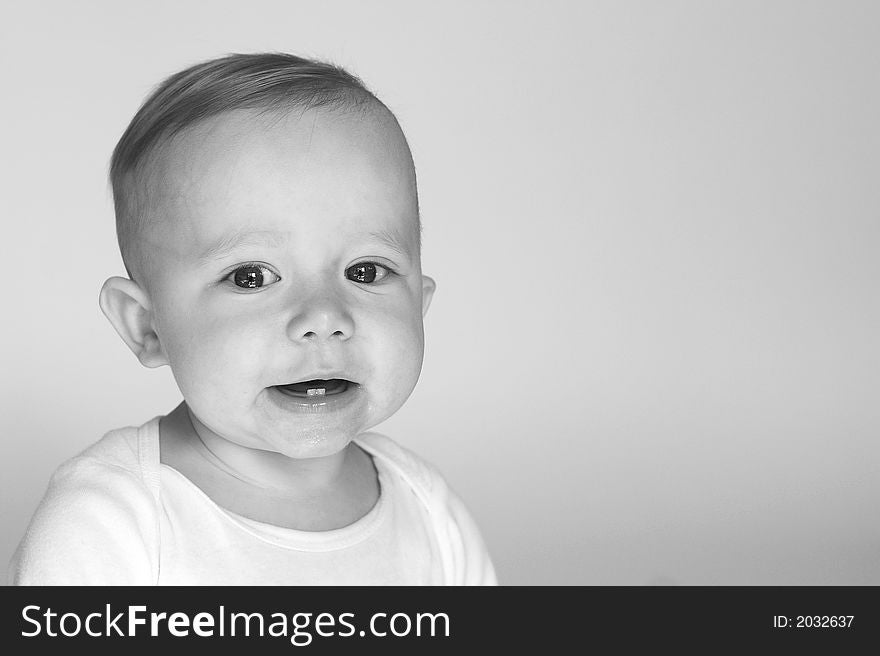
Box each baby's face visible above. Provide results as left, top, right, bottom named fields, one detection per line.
left=140, top=106, right=433, bottom=458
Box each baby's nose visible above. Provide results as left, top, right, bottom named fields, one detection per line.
left=286, top=295, right=354, bottom=343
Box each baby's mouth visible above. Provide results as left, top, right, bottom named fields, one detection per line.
left=274, top=379, right=354, bottom=398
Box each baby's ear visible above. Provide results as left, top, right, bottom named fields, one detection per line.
left=99, top=277, right=168, bottom=368
left=421, top=275, right=436, bottom=317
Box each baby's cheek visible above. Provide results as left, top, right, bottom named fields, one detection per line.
left=373, top=313, right=424, bottom=383
left=167, top=314, right=265, bottom=387
left=201, top=320, right=268, bottom=375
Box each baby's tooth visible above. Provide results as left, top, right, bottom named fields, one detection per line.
left=307, top=388, right=326, bottom=396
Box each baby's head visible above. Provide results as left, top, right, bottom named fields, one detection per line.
left=100, top=53, right=435, bottom=459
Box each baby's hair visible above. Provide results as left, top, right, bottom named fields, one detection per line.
left=110, top=52, right=392, bottom=282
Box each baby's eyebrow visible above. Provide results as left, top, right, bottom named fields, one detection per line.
left=197, top=227, right=413, bottom=262
left=366, top=228, right=412, bottom=258
left=198, top=230, right=289, bottom=261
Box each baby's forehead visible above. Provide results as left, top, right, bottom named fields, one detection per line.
left=161, top=103, right=404, bottom=165
left=149, top=105, right=413, bottom=200
left=138, top=105, right=419, bottom=256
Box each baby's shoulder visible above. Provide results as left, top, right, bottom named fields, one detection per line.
left=53, top=420, right=158, bottom=491
left=70, top=423, right=141, bottom=467
left=355, top=433, right=498, bottom=585
left=355, top=432, right=450, bottom=499
left=10, top=421, right=163, bottom=584
left=43, top=423, right=158, bottom=513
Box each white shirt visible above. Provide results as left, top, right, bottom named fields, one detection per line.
left=9, top=418, right=497, bottom=586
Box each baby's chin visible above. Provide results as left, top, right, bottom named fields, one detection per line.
left=265, top=424, right=361, bottom=460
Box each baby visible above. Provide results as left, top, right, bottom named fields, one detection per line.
left=10, top=53, right=496, bottom=585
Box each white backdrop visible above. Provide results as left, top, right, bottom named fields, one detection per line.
left=1, top=0, right=878, bottom=585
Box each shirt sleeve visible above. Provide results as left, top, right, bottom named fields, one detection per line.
left=440, top=483, right=499, bottom=585
left=8, top=457, right=160, bottom=586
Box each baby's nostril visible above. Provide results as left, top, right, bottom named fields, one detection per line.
left=299, top=330, right=346, bottom=340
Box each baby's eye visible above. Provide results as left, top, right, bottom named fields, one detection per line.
left=345, top=262, right=391, bottom=284
left=228, top=264, right=281, bottom=289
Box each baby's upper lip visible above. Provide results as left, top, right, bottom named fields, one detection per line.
left=277, top=371, right=358, bottom=386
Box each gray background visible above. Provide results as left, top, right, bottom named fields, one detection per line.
left=2, top=0, right=878, bottom=584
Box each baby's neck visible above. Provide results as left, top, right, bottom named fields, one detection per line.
left=159, top=402, right=379, bottom=530
left=189, top=410, right=349, bottom=493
